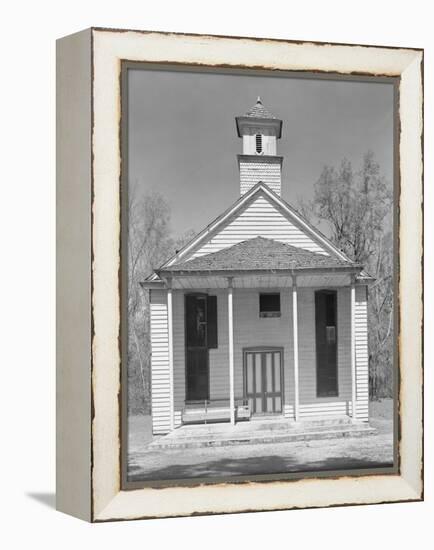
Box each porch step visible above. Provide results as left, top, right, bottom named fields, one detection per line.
left=149, top=423, right=377, bottom=450
left=249, top=416, right=352, bottom=430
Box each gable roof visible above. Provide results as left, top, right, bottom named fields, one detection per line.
left=148, top=182, right=356, bottom=282
left=158, top=237, right=361, bottom=275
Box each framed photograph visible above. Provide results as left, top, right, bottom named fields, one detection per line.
left=56, top=28, right=423, bottom=522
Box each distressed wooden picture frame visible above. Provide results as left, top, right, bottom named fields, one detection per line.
left=56, top=27, right=423, bottom=522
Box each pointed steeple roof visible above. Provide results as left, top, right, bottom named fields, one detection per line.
left=245, top=96, right=277, bottom=119
left=236, top=97, right=282, bottom=138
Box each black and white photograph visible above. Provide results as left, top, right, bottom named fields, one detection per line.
left=124, top=65, right=396, bottom=485
left=2, top=0, right=428, bottom=539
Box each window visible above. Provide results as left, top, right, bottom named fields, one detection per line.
left=255, top=133, right=263, bottom=154
left=259, top=293, right=281, bottom=318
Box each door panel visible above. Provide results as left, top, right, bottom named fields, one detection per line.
left=266, top=353, right=273, bottom=393
left=273, top=353, right=281, bottom=392
left=185, top=295, right=209, bottom=401
left=186, top=348, right=209, bottom=401
left=245, top=349, right=283, bottom=414
left=315, top=290, right=338, bottom=396
left=255, top=354, right=262, bottom=391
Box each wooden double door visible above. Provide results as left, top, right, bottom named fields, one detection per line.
left=244, top=348, right=283, bottom=415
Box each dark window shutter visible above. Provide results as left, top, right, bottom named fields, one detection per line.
left=207, top=295, right=218, bottom=349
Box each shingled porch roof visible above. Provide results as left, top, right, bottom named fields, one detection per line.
left=157, top=237, right=362, bottom=276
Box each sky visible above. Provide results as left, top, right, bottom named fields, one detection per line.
left=128, top=67, right=394, bottom=240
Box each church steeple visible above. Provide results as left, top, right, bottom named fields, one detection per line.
left=235, top=98, right=283, bottom=196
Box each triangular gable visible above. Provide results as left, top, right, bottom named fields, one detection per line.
left=149, top=183, right=353, bottom=280
left=190, top=194, right=328, bottom=259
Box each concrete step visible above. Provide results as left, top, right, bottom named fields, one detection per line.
left=150, top=424, right=377, bottom=450
left=161, top=421, right=365, bottom=441
left=249, top=416, right=353, bottom=431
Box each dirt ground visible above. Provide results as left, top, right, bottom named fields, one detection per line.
left=127, top=399, right=394, bottom=482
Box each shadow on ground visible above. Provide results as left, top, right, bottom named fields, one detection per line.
left=127, top=400, right=394, bottom=482
left=128, top=454, right=393, bottom=482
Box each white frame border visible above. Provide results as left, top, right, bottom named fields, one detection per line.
left=91, top=28, right=423, bottom=521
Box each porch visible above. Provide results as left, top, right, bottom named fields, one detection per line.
left=149, top=415, right=376, bottom=450
left=158, top=278, right=363, bottom=430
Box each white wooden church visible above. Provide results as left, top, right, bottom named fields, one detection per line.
left=143, top=98, right=372, bottom=436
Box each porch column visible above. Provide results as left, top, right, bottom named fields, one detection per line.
left=167, top=281, right=175, bottom=431
left=350, top=276, right=357, bottom=422
left=227, top=277, right=235, bottom=425
left=292, top=278, right=300, bottom=421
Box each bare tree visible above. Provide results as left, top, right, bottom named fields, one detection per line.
left=127, top=182, right=195, bottom=414
left=300, top=151, right=393, bottom=398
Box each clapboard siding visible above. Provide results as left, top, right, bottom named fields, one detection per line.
left=209, top=290, right=231, bottom=400
left=191, top=195, right=328, bottom=258
left=233, top=290, right=294, bottom=402
left=355, top=285, right=369, bottom=422
left=172, top=290, right=185, bottom=427
left=150, top=289, right=171, bottom=434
